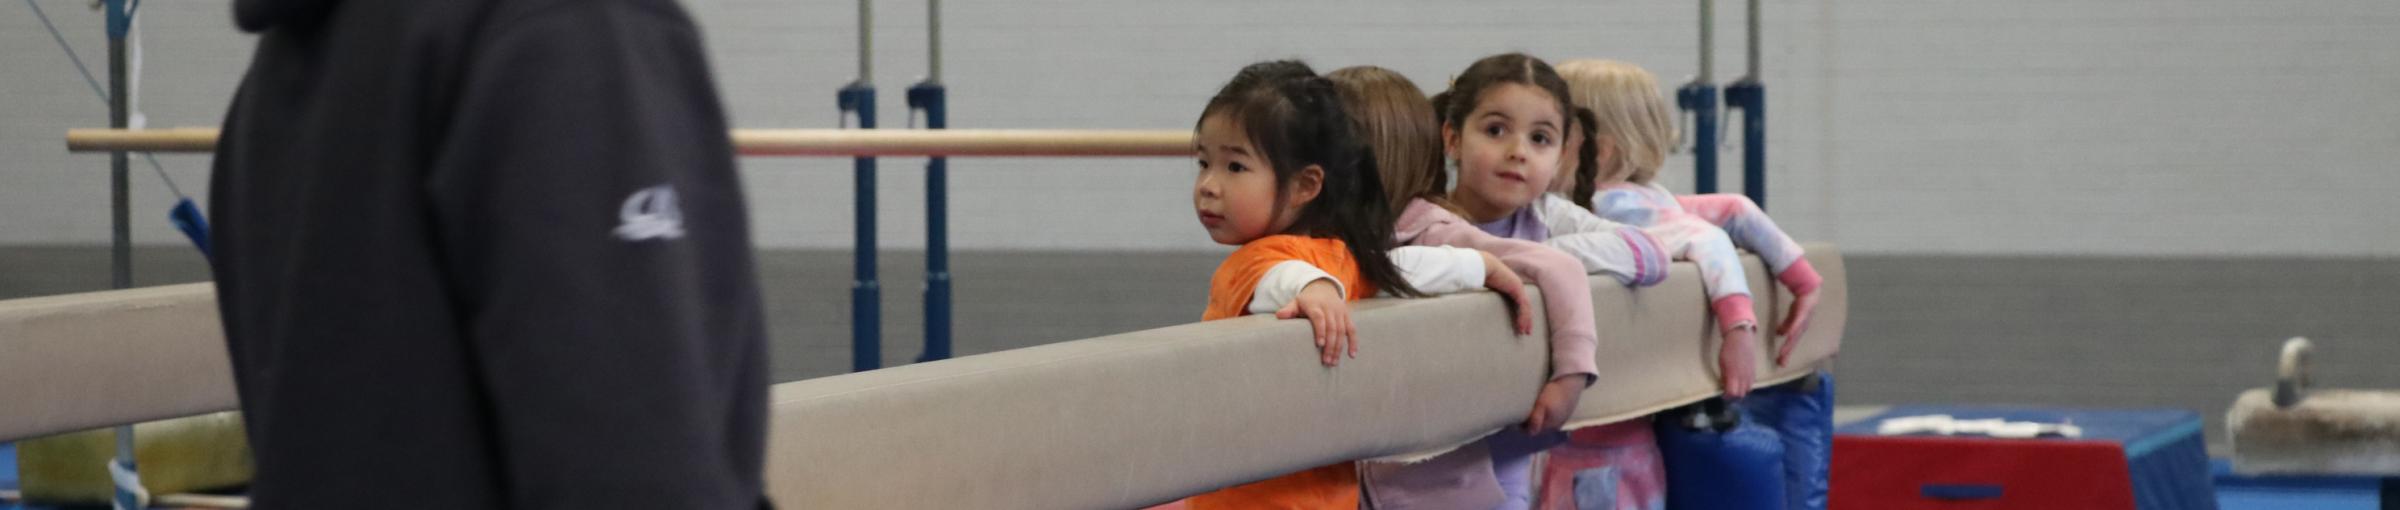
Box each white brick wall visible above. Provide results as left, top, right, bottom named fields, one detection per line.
left=5, top=0, right=2398, bottom=255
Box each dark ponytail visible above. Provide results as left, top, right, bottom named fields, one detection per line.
left=1428, top=90, right=1456, bottom=128
left=1569, top=106, right=1601, bottom=209
left=1200, top=61, right=1424, bottom=298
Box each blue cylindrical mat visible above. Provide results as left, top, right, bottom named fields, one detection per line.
left=1741, top=372, right=1833, bottom=510
left=1655, top=400, right=1785, bottom=510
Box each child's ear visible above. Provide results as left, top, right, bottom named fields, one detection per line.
left=1595, top=137, right=1624, bottom=183
left=1289, top=164, right=1326, bottom=207
left=1441, top=122, right=1460, bottom=158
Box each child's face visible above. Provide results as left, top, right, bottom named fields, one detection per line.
left=1447, top=83, right=1566, bottom=215
left=1193, top=114, right=1302, bottom=245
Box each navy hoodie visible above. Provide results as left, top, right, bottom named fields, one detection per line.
left=209, top=0, right=767, bottom=507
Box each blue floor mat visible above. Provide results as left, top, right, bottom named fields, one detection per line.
left=2212, top=458, right=2381, bottom=510
left=3, top=441, right=19, bottom=509
left=2219, top=488, right=2379, bottom=510
left=2, top=442, right=15, bottom=490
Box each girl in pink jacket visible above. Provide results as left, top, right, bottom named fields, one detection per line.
left=1333, top=56, right=1670, bottom=510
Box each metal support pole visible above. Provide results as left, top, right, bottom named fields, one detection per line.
left=108, top=3, right=129, bottom=292
left=1680, top=0, right=1721, bottom=194
left=926, top=0, right=941, bottom=83
left=1700, top=0, right=1714, bottom=84
left=909, top=0, right=951, bottom=363
left=1725, top=0, right=1768, bottom=209
left=842, top=0, right=880, bottom=372
left=856, top=0, right=871, bottom=81
left=1746, top=0, right=1760, bottom=80
left=103, top=1, right=142, bottom=508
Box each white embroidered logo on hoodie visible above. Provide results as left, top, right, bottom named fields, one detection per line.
left=613, top=185, right=686, bottom=241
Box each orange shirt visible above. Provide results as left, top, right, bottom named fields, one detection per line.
left=1189, top=234, right=1369, bottom=510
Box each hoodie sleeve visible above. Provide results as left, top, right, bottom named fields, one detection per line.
left=1247, top=260, right=1345, bottom=315
left=1674, top=194, right=1802, bottom=269
left=1407, top=215, right=1600, bottom=384
left=1386, top=245, right=1489, bottom=295
left=1536, top=195, right=1669, bottom=287
left=422, top=4, right=765, bottom=509
left=1244, top=245, right=1486, bottom=314
left=1674, top=193, right=1821, bottom=294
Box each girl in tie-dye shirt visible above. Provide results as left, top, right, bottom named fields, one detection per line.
left=1552, top=60, right=1823, bottom=378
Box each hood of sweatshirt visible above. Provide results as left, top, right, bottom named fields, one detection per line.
left=1393, top=198, right=1470, bottom=246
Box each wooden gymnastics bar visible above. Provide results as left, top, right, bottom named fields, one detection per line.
left=65, top=128, right=1196, bottom=157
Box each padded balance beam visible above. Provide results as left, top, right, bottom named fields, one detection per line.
left=0, top=247, right=1847, bottom=509
left=761, top=246, right=1846, bottom=509
left=0, top=283, right=232, bottom=442
left=66, top=128, right=1195, bottom=157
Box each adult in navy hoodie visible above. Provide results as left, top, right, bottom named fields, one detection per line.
left=208, top=0, right=768, bottom=507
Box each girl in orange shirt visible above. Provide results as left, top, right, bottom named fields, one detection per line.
left=1185, top=60, right=1533, bottom=510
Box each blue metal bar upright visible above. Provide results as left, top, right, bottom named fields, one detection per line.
left=1724, top=81, right=1763, bottom=209
left=1679, top=84, right=1721, bottom=195
left=840, top=84, right=878, bottom=373
left=908, top=83, right=948, bottom=363
left=1723, top=0, right=1768, bottom=209
left=1681, top=0, right=1721, bottom=194
left=908, top=0, right=951, bottom=363
left=841, top=0, right=879, bottom=372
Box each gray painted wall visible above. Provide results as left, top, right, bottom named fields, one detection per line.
left=6, top=1, right=2400, bottom=255
left=7, top=1, right=2399, bottom=452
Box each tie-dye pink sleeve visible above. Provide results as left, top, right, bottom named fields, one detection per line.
left=1675, top=193, right=1807, bottom=273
